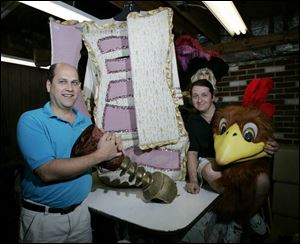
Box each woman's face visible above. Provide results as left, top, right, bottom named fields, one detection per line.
left=191, top=85, right=214, bottom=113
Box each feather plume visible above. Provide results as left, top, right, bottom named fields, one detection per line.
left=243, top=77, right=275, bottom=117
left=175, top=34, right=221, bottom=71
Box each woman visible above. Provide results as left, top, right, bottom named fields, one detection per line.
left=184, top=79, right=279, bottom=243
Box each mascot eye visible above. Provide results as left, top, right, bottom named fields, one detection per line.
left=242, top=122, right=258, bottom=142
left=219, top=118, right=227, bottom=135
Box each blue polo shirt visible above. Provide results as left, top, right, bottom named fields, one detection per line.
left=17, top=102, right=92, bottom=208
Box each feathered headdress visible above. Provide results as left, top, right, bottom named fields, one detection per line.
left=175, top=34, right=220, bottom=71
left=243, top=77, right=276, bottom=118
left=175, top=34, right=229, bottom=82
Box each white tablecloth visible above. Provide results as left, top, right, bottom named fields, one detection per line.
left=87, top=181, right=219, bottom=232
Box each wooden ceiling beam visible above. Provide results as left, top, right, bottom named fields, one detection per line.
left=206, top=30, right=299, bottom=54
left=165, top=1, right=220, bottom=43
left=1, top=1, right=20, bottom=19
left=109, top=1, right=218, bottom=40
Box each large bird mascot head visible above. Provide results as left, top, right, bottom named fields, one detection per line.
left=212, top=77, right=275, bottom=223
left=214, top=77, right=275, bottom=165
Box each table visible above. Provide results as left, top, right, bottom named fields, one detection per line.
left=87, top=180, right=219, bottom=241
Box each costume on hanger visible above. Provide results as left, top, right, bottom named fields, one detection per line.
left=81, top=7, right=188, bottom=185
left=49, top=7, right=188, bottom=186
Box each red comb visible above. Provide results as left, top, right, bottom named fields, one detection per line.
left=243, top=78, right=275, bottom=118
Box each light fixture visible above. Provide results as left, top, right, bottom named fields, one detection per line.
left=1, top=54, right=49, bottom=69
left=5, top=2, right=99, bottom=69
left=18, top=1, right=98, bottom=22
left=202, top=1, right=248, bottom=36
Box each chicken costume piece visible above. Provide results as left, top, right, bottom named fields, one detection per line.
left=213, top=77, right=275, bottom=223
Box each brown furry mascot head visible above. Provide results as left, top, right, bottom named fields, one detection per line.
left=212, top=78, right=275, bottom=223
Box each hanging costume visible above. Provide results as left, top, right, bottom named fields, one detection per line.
left=81, top=8, right=188, bottom=185
left=50, top=8, right=188, bottom=186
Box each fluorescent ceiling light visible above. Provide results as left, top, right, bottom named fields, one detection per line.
left=202, top=1, right=248, bottom=36
left=4, top=2, right=98, bottom=69
left=1, top=54, right=49, bottom=69
left=18, top=1, right=98, bottom=22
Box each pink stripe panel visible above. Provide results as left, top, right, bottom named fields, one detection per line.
left=125, top=147, right=181, bottom=170
left=97, top=36, right=128, bottom=54
left=74, top=94, right=90, bottom=118
left=106, top=79, right=133, bottom=101
left=106, top=57, right=131, bottom=73
left=103, top=105, right=137, bottom=132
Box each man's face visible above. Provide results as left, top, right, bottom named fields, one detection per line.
left=47, top=63, right=81, bottom=111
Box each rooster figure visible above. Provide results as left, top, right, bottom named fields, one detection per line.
left=212, top=77, right=275, bottom=223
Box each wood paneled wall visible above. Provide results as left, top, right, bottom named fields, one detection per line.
left=1, top=62, right=48, bottom=163
left=1, top=63, right=49, bottom=242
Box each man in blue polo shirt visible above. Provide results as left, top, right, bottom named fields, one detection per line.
left=17, top=63, right=123, bottom=243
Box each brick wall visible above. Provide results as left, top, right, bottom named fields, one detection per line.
left=218, top=54, right=299, bottom=145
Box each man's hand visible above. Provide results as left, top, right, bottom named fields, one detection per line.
left=96, top=132, right=122, bottom=161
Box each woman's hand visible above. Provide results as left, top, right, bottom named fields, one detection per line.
left=264, top=138, right=280, bottom=156
left=185, top=181, right=200, bottom=194
left=202, top=163, right=223, bottom=193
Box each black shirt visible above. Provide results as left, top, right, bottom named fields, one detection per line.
left=185, top=112, right=215, bottom=158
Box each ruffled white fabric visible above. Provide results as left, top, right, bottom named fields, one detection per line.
left=127, top=8, right=181, bottom=149
left=81, top=8, right=187, bottom=182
